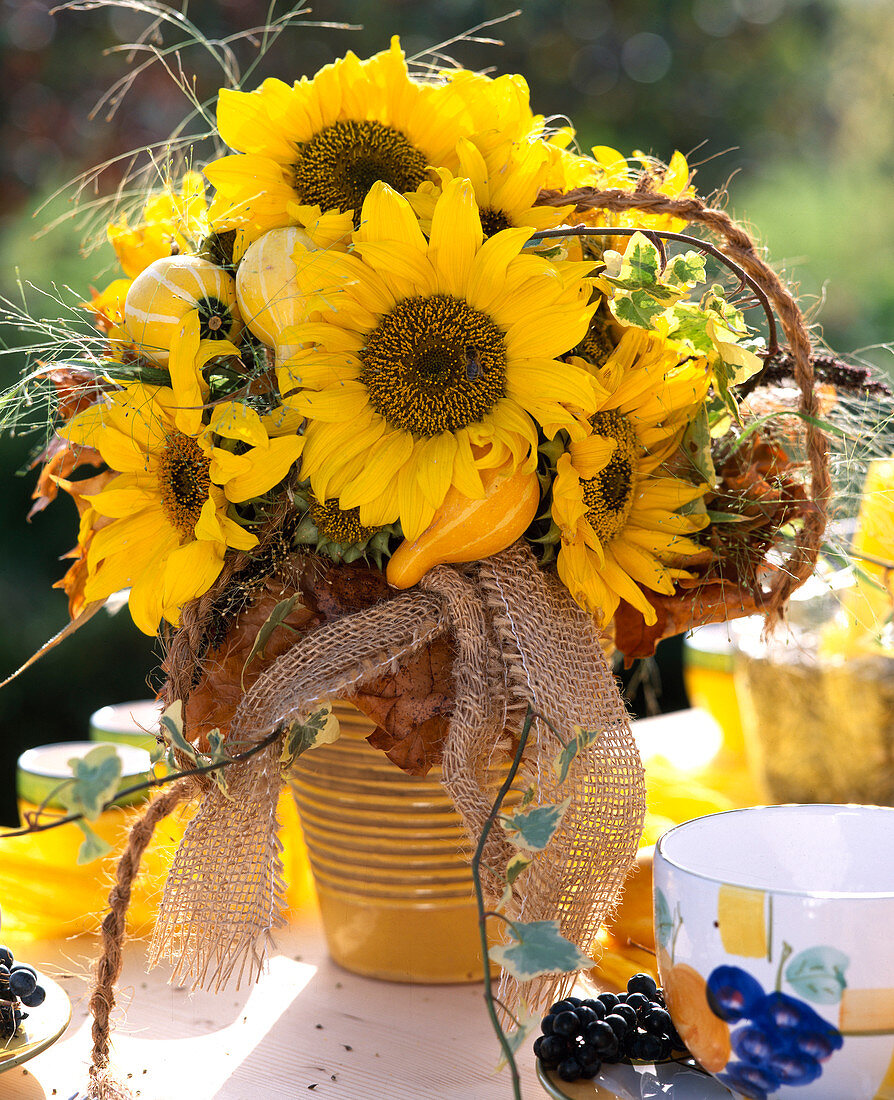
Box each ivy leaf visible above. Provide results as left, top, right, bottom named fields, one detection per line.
left=60, top=744, right=122, bottom=822
left=785, top=947, right=849, bottom=1005
left=159, top=699, right=199, bottom=766
left=489, top=919, right=594, bottom=982
left=241, top=593, right=305, bottom=689
left=495, top=1007, right=542, bottom=1070
left=75, top=820, right=112, bottom=864
left=666, top=250, right=707, bottom=287
left=498, top=852, right=534, bottom=911
left=553, top=725, right=600, bottom=784
left=205, top=727, right=232, bottom=797
left=655, top=888, right=673, bottom=949
left=280, top=706, right=340, bottom=770
left=613, top=290, right=666, bottom=329
left=500, top=799, right=571, bottom=852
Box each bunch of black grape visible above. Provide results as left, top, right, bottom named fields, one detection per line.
left=533, top=973, right=688, bottom=1082
left=0, top=945, right=47, bottom=1039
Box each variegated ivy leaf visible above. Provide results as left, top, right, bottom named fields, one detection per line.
left=75, top=820, right=112, bottom=864
left=495, top=1006, right=542, bottom=1071
left=205, top=727, right=232, bottom=797
left=159, top=700, right=198, bottom=765
left=61, top=743, right=122, bottom=822
left=489, top=919, right=594, bottom=982
left=500, top=799, right=571, bottom=852
left=280, top=706, right=340, bottom=770
left=498, top=852, right=534, bottom=912
left=242, top=593, right=305, bottom=689
left=603, top=233, right=705, bottom=331
left=553, top=725, right=601, bottom=784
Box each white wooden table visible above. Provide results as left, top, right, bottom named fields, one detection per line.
left=4, top=909, right=539, bottom=1099
left=3, top=710, right=721, bottom=1100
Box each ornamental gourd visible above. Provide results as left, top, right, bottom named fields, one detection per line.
left=386, top=464, right=541, bottom=589
left=235, top=226, right=316, bottom=351
left=124, top=254, right=243, bottom=365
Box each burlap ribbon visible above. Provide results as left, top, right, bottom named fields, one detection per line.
left=149, top=542, right=645, bottom=1007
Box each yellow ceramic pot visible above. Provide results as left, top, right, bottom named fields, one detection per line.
left=289, top=703, right=501, bottom=983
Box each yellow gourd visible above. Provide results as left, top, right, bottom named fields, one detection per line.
left=235, top=226, right=316, bottom=350
left=124, top=254, right=242, bottom=365
left=386, top=464, right=541, bottom=589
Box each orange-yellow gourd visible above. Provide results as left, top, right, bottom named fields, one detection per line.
left=235, top=226, right=315, bottom=350
left=386, top=465, right=541, bottom=589
left=124, top=254, right=242, bottom=365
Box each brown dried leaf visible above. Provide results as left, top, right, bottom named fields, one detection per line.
left=613, top=582, right=767, bottom=663
left=28, top=438, right=105, bottom=519
left=184, top=581, right=320, bottom=750
left=353, top=635, right=456, bottom=776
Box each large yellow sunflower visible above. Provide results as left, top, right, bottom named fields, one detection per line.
left=277, top=178, right=601, bottom=541
left=552, top=327, right=711, bottom=626
left=61, top=313, right=304, bottom=634
left=407, top=136, right=575, bottom=240
left=205, top=37, right=484, bottom=241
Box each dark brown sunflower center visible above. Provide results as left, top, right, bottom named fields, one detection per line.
left=360, top=294, right=506, bottom=436
left=310, top=497, right=378, bottom=546
left=293, top=120, right=428, bottom=222
left=480, top=207, right=512, bottom=237
left=197, top=296, right=234, bottom=341
left=158, top=430, right=211, bottom=540
left=582, top=410, right=638, bottom=543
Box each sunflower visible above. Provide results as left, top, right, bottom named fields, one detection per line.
left=407, top=136, right=575, bottom=241
left=277, top=178, right=600, bottom=541
left=552, top=327, right=711, bottom=626
left=107, top=171, right=209, bottom=279
left=61, top=312, right=304, bottom=634
left=205, top=37, right=485, bottom=242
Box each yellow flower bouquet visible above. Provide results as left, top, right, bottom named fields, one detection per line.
left=2, top=16, right=879, bottom=1098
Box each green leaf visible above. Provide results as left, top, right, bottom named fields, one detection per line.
left=495, top=1007, right=541, bottom=1070
left=241, top=593, right=305, bottom=689
left=159, top=700, right=199, bottom=765
left=667, top=250, right=707, bottom=287
left=280, top=706, right=340, bottom=770
left=500, top=799, right=571, bottom=851
left=612, top=288, right=666, bottom=329
left=680, top=404, right=715, bottom=486
left=489, top=919, right=594, bottom=982
left=553, top=726, right=600, bottom=784
left=704, top=509, right=751, bottom=524
left=655, top=888, right=673, bottom=949
left=75, top=820, right=112, bottom=864
left=60, top=744, right=122, bottom=822
left=785, top=947, right=849, bottom=1005
left=205, top=727, right=232, bottom=797
left=498, top=852, right=534, bottom=911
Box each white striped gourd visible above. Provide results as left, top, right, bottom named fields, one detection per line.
left=235, top=226, right=315, bottom=351
left=124, top=254, right=243, bottom=365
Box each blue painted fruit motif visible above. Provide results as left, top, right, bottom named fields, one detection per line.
left=706, top=966, right=843, bottom=1100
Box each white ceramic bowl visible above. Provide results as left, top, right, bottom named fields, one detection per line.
left=653, top=804, right=894, bottom=1099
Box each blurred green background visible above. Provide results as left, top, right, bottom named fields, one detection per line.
left=1, top=0, right=892, bottom=822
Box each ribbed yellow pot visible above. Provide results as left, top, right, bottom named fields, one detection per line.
left=289, top=704, right=496, bottom=983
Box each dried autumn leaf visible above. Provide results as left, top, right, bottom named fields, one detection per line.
left=354, top=635, right=456, bottom=776
left=29, top=437, right=105, bottom=519
left=183, top=580, right=320, bottom=750
left=613, top=581, right=767, bottom=663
